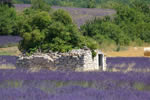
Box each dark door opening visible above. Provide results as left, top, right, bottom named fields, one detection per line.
left=98, top=54, right=103, bottom=66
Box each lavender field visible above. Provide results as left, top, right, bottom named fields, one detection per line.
left=52, top=6, right=115, bottom=27
left=0, top=55, right=150, bottom=99
left=0, top=69, right=150, bottom=100
left=14, top=4, right=115, bottom=27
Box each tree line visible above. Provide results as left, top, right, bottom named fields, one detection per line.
left=0, top=0, right=97, bottom=54
left=81, top=1, right=150, bottom=47
left=1, top=0, right=150, bottom=54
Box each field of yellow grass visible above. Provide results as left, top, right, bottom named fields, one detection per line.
left=0, top=46, right=21, bottom=56
left=104, top=47, right=145, bottom=57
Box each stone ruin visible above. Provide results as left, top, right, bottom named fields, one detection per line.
left=17, top=47, right=107, bottom=71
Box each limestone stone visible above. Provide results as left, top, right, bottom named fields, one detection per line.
left=17, top=48, right=107, bottom=71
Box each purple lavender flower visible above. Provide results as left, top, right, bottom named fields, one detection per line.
left=0, top=36, right=22, bottom=46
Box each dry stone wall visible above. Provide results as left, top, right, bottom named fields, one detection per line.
left=17, top=48, right=106, bottom=71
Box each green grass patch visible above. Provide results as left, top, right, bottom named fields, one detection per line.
left=0, top=43, right=18, bottom=48
left=133, top=82, right=150, bottom=91
left=0, top=51, right=17, bottom=56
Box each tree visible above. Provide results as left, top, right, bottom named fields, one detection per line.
left=19, top=29, right=45, bottom=53
left=115, top=6, right=144, bottom=24
left=0, top=5, right=17, bottom=35
left=30, top=11, right=52, bottom=31
left=87, top=0, right=96, bottom=8
left=81, top=18, right=130, bottom=46
left=130, top=1, right=150, bottom=14
left=136, top=23, right=150, bottom=43
left=31, top=0, right=51, bottom=11
left=52, top=9, right=73, bottom=25
left=19, top=9, right=84, bottom=53
left=42, top=21, right=83, bottom=52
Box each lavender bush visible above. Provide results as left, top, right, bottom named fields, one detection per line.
left=0, top=56, right=18, bottom=66
left=107, top=57, right=150, bottom=72
left=1, top=86, right=150, bottom=100
left=0, top=36, right=22, bottom=47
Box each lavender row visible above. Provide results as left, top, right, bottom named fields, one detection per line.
left=14, top=4, right=31, bottom=11
left=0, top=56, right=18, bottom=66
left=0, top=69, right=150, bottom=84
left=0, top=86, right=149, bottom=100
left=1, top=56, right=150, bottom=70
left=0, top=68, right=150, bottom=100
left=14, top=4, right=115, bottom=27
left=0, top=36, right=22, bottom=46
left=52, top=6, right=115, bottom=27
left=107, top=57, right=150, bottom=69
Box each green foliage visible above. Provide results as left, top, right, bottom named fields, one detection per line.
left=31, top=0, right=51, bottom=11
left=30, top=11, right=52, bottom=31
left=52, top=9, right=73, bottom=25
left=3, top=0, right=150, bottom=53
left=12, top=0, right=30, bottom=4
left=87, top=0, right=96, bottom=8
left=84, top=37, right=99, bottom=50
left=0, top=5, right=17, bottom=35
left=130, top=1, right=150, bottom=14
left=19, top=9, right=84, bottom=53
left=81, top=2, right=150, bottom=46
left=91, top=50, right=96, bottom=58
left=19, top=29, right=45, bottom=52
left=81, top=19, right=128, bottom=46
left=133, top=82, right=150, bottom=91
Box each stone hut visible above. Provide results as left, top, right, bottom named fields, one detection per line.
left=17, top=47, right=106, bottom=71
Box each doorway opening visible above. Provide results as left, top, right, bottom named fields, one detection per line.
left=98, top=54, right=103, bottom=67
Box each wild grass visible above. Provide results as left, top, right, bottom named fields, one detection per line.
left=0, top=43, right=19, bottom=48
left=0, top=46, right=20, bottom=56
left=0, top=64, right=16, bottom=69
